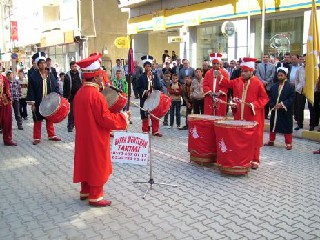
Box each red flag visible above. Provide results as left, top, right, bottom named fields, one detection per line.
left=128, top=47, right=135, bottom=75
left=10, top=21, right=18, bottom=41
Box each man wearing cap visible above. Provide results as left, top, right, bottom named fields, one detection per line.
left=264, top=67, right=295, bottom=150
left=73, top=54, right=129, bottom=207
left=0, top=71, right=17, bottom=146
left=220, top=57, right=269, bottom=169
left=26, top=52, right=61, bottom=145
left=136, top=55, right=163, bottom=136
left=203, top=53, right=229, bottom=116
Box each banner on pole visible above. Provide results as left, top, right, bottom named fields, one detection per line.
left=111, top=131, right=149, bottom=165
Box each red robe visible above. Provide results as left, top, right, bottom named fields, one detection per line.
left=73, top=82, right=127, bottom=186
left=0, top=75, right=13, bottom=144
left=203, top=68, right=229, bottom=116
left=220, top=76, right=269, bottom=147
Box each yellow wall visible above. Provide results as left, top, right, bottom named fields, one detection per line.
left=148, top=31, right=180, bottom=64
left=87, top=0, right=129, bottom=65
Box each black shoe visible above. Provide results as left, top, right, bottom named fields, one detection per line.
left=163, top=122, right=168, bottom=126
left=18, top=126, right=23, bottom=130
left=294, top=126, right=301, bottom=130
left=68, top=129, right=73, bottom=132
left=179, top=126, right=188, bottom=130
left=129, top=121, right=132, bottom=124
left=309, top=126, right=314, bottom=131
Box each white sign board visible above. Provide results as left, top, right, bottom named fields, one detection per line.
left=111, top=131, right=149, bottom=165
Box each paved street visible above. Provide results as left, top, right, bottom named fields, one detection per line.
left=1, top=103, right=320, bottom=240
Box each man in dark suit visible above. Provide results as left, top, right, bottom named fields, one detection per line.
left=179, top=59, right=194, bottom=85
left=46, top=57, right=58, bottom=80
left=26, top=52, right=61, bottom=145
left=255, top=54, right=275, bottom=118
left=136, top=55, right=163, bottom=137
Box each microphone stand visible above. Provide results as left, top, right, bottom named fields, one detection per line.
left=132, top=92, right=177, bottom=199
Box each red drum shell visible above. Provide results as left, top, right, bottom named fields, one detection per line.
left=150, top=93, right=171, bottom=119
left=39, top=93, right=70, bottom=123
left=188, top=114, right=225, bottom=164
left=102, top=87, right=128, bottom=113
left=214, top=120, right=258, bottom=174
left=143, top=91, right=171, bottom=119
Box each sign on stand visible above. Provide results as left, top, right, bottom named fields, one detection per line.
left=111, top=131, right=149, bottom=165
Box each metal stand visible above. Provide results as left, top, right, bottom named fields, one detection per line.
left=133, top=113, right=178, bottom=199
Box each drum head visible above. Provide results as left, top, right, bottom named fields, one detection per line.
left=102, top=87, right=119, bottom=107
left=39, top=92, right=61, bottom=117
left=143, top=90, right=160, bottom=111
left=188, top=114, right=225, bottom=121
left=215, top=120, right=257, bottom=128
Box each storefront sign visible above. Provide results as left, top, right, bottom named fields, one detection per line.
left=221, top=21, right=235, bottom=37
left=114, top=37, right=130, bottom=48
left=153, top=16, right=166, bottom=31
left=111, top=131, right=149, bottom=165
left=168, top=36, right=184, bottom=43
left=184, top=14, right=200, bottom=27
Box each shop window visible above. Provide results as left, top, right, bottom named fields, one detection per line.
left=255, top=16, right=303, bottom=59
left=197, top=25, right=228, bottom=64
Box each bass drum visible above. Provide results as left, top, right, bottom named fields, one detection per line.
left=101, top=87, right=127, bottom=113
left=39, top=92, right=70, bottom=123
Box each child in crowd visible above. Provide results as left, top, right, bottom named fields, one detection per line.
left=17, top=69, right=28, bottom=120
left=7, top=71, right=23, bottom=130
left=113, top=70, right=128, bottom=110
left=168, top=74, right=182, bottom=128
left=58, top=72, right=65, bottom=95
left=161, top=71, right=172, bottom=126
left=180, top=75, right=193, bottom=130
left=191, top=68, right=204, bottom=114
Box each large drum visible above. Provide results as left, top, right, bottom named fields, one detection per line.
left=39, top=92, right=70, bottom=123
left=188, top=114, right=225, bottom=165
left=143, top=90, right=171, bottom=119
left=102, top=87, right=127, bottom=113
left=214, top=120, right=258, bottom=175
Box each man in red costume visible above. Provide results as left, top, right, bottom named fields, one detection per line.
left=0, top=73, right=17, bottom=146
left=89, top=52, right=112, bottom=88
left=220, top=57, right=269, bottom=169
left=203, top=53, right=229, bottom=116
left=73, top=54, right=129, bottom=207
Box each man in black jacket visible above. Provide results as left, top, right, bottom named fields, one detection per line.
left=63, top=61, right=83, bottom=132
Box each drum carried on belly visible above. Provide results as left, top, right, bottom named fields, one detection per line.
left=188, top=114, right=225, bottom=165
left=143, top=90, right=171, bottom=119
left=101, top=87, right=127, bottom=113
left=39, top=92, right=70, bottom=123
left=214, top=120, right=258, bottom=175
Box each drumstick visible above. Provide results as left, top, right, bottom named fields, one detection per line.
left=126, top=98, right=163, bottom=122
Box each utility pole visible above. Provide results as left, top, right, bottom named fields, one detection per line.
left=261, top=0, right=266, bottom=58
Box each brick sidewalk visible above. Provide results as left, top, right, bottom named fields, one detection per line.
left=0, top=103, right=319, bottom=239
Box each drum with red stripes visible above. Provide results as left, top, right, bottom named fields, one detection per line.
left=214, top=120, right=258, bottom=175
left=188, top=114, right=225, bottom=165
left=39, top=92, right=70, bottom=123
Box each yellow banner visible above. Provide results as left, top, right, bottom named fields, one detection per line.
left=304, top=0, right=320, bottom=105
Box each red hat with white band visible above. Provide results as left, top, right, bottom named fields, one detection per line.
left=77, top=53, right=104, bottom=80
left=240, top=57, right=257, bottom=71
left=209, top=53, right=222, bottom=63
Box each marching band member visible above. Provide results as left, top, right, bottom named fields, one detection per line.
left=73, top=54, right=129, bottom=207
left=264, top=67, right=295, bottom=150
left=203, top=53, right=229, bottom=116
left=26, top=52, right=61, bottom=145
left=220, top=57, right=269, bottom=169
left=136, top=55, right=163, bottom=137
left=0, top=72, right=17, bottom=146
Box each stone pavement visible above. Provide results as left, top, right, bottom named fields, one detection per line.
left=0, top=103, right=320, bottom=240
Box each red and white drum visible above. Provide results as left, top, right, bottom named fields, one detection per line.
left=188, top=114, right=225, bottom=165
left=102, top=87, right=127, bottom=113
left=143, top=90, right=171, bottom=119
left=214, top=120, right=258, bottom=175
left=39, top=92, right=70, bottom=123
